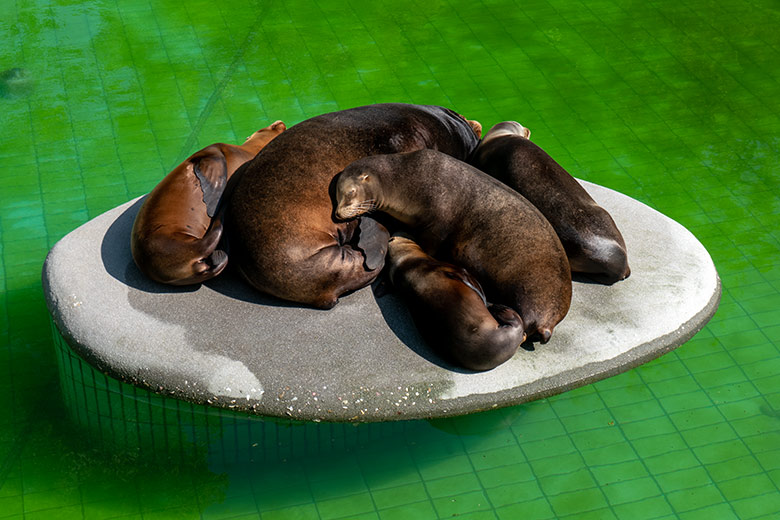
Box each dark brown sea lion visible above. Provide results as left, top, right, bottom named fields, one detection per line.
left=387, top=233, right=525, bottom=370
left=470, top=121, right=630, bottom=284
left=226, top=104, right=481, bottom=309
left=131, top=120, right=286, bottom=285
left=335, top=149, right=572, bottom=343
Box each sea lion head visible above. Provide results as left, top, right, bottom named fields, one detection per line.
left=334, top=161, right=383, bottom=220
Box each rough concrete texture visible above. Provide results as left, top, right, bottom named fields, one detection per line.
left=42, top=181, right=720, bottom=422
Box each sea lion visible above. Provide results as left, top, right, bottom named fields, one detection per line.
left=387, top=233, right=526, bottom=371
left=131, top=120, right=286, bottom=285
left=470, top=121, right=630, bottom=284
left=226, top=103, right=481, bottom=309
left=335, top=149, right=572, bottom=343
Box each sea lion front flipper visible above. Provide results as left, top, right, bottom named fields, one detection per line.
left=487, top=304, right=523, bottom=329
left=197, top=217, right=227, bottom=272
left=207, top=249, right=228, bottom=271
left=444, top=268, right=487, bottom=306
left=172, top=220, right=229, bottom=285
left=355, top=216, right=390, bottom=271
left=191, top=150, right=229, bottom=218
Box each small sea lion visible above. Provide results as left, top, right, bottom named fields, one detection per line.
left=387, top=233, right=525, bottom=371
left=470, top=121, right=630, bottom=284
left=335, top=148, right=571, bottom=343
left=131, top=120, right=286, bottom=285
left=226, top=104, right=481, bottom=309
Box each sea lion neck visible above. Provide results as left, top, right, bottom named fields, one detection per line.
left=379, top=151, right=472, bottom=228
left=364, top=157, right=434, bottom=228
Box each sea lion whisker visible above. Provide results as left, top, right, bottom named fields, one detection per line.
left=355, top=199, right=377, bottom=210
left=342, top=200, right=377, bottom=217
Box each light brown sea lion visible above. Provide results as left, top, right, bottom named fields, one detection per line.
left=131, top=120, right=286, bottom=285
left=470, top=121, right=630, bottom=284
left=335, top=149, right=572, bottom=343
left=387, top=233, right=526, bottom=371
left=226, top=104, right=481, bottom=309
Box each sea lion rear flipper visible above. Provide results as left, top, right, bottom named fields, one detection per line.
left=191, top=150, right=229, bottom=218
left=355, top=216, right=390, bottom=271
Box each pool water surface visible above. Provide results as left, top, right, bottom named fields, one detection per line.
left=1, top=0, right=779, bottom=518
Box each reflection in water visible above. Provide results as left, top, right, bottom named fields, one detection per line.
left=0, top=68, right=34, bottom=98
left=427, top=406, right=525, bottom=436
left=55, top=328, right=536, bottom=515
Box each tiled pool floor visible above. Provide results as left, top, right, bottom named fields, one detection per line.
left=1, top=0, right=779, bottom=518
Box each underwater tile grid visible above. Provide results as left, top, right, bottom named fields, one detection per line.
left=1, top=0, right=779, bottom=518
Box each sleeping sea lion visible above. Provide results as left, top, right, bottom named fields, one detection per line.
left=131, top=120, right=286, bottom=285
left=387, top=233, right=525, bottom=371
left=335, top=148, right=571, bottom=343
left=470, top=121, right=630, bottom=284
left=226, top=104, right=481, bottom=309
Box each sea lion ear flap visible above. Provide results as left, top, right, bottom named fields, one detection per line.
left=360, top=173, right=371, bottom=182
left=190, top=151, right=229, bottom=218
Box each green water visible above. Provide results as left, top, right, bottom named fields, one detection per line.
left=2, top=0, right=779, bottom=518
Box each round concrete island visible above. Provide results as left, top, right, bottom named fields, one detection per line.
left=42, top=180, right=720, bottom=424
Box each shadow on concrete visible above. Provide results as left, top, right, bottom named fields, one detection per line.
left=100, top=197, right=197, bottom=295
left=372, top=277, right=474, bottom=374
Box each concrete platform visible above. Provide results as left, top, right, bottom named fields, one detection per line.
left=42, top=181, right=720, bottom=422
